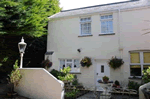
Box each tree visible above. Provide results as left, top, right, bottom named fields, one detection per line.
left=0, top=0, right=61, bottom=37
left=0, top=0, right=61, bottom=81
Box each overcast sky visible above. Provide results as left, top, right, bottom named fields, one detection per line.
left=59, top=0, right=128, bottom=10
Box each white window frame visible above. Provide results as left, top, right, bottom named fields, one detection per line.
left=59, top=59, right=80, bottom=73
left=80, top=17, right=92, bottom=36
left=100, top=14, right=113, bottom=34
left=129, top=51, right=150, bottom=77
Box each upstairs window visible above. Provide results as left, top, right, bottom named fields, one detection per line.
left=100, top=15, right=113, bottom=34
left=80, top=17, right=91, bottom=35
left=60, top=59, right=80, bottom=73
left=130, top=51, right=150, bottom=76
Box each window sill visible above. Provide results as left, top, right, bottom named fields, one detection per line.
left=78, top=34, right=93, bottom=37
left=128, top=76, right=142, bottom=80
left=70, top=72, right=81, bottom=74
left=99, top=33, right=115, bottom=36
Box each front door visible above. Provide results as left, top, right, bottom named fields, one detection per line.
left=96, top=63, right=110, bottom=86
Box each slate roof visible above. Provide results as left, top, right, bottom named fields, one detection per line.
left=50, top=0, right=148, bottom=19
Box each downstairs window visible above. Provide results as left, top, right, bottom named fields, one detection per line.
left=60, top=59, right=80, bottom=73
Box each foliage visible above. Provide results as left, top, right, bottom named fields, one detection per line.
left=41, top=57, right=52, bottom=70
left=108, top=56, right=124, bottom=70
left=80, top=57, right=92, bottom=67
left=65, top=88, right=79, bottom=98
left=103, top=76, right=109, bottom=80
left=128, top=81, right=140, bottom=92
left=58, top=67, right=75, bottom=82
left=114, top=80, right=120, bottom=86
left=50, top=69, right=65, bottom=79
left=8, top=60, right=22, bottom=86
left=0, top=0, right=61, bottom=37
left=8, top=60, right=22, bottom=92
left=0, top=35, right=47, bottom=79
left=142, top=67, right=150, bottom=83
left=72, top=79, right=78, bottom=86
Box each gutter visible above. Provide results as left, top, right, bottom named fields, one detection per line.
left=49, top=2, right=150, bottom=20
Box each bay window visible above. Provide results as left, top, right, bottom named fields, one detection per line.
left=130, top=51, right=150, bottom=76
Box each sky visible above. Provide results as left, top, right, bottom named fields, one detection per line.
left=59, top=0, right=128, bottom=10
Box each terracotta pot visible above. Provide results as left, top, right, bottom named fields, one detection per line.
left=103, top=79, right=109, bottom=83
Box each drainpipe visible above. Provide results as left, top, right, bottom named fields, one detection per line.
left=118, top=9, right=125, bottom=81
left=117, top=8, right=123, bottom=59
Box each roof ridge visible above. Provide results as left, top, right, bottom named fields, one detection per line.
left=61, top=0, right=139, bottom=12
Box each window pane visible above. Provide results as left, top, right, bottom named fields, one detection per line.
left=109, top=15, right=112, bottom=18
left=81, top=23, right=91, bottom=34
left=60, top=60, right=65, bottom=69
left=143, top=65, right=150, bottom=70
left=88, top=17, right=91, bottom=20
left=130, top=52, right=140, bottom=63
left=105, top=15, right=108, bottom=19
left=130, top=65, right=141, bottom=76
left=108, top=21, right=113, bottom=33
left=67, top=63, right=72, bottom=68
left=143, top=52, right=150, bottom=63
left=67, top=59, right=72, bottom=62
left=74, top=59, right=80, bottom=68
left=101, top=21, right=107, bottom=33
left=101, top=16, right=104, bottom=19
left=101, top=65, right=104, bottom=73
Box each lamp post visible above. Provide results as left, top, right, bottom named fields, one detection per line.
left=18, top=37, right=27, bottom=68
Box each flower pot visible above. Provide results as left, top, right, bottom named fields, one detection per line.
left=103, top=79, right=109, bottom=83
left=7, top=92, right=17, bottom=98
left=81, top=62, right=86, bottom=67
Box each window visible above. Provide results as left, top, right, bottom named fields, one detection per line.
left=130, top=51, right=150, bottom=76
left=100, top=15, right=113, bottom=34
left=101, top=65, right=104, bottom=73
left=80, top=17, right=91, bottom=35
left=60, top=59, right=80, bottom=73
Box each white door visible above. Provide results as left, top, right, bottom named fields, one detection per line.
left=96, top=63, right=110, bottom=86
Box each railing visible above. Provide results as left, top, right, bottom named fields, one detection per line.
left=15, top=68, right=64, bottom=99
left=64, top=84, right=139, bottom=99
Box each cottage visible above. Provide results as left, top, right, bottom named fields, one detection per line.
left=46, top=0, right=150, bottom=87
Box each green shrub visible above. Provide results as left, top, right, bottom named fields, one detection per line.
left=128, top=81, right=140, bottom=92
left=50, top=69, right=65, bottom=79
left=72, top=79, right=78, bottom=86
left=142, top=67, right=150, bottom=83
left=50, top=67, right=75, bottom=82
left=8, top=60, right=22, bottom=92
left=58, top=67, right=75, bottom=82
left=65, top=88, right=79, bottom=98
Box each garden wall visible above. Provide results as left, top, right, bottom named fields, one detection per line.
left=15, top=68, right=64, bottom=99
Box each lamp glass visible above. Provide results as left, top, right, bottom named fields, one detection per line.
left=19, top=44, right=26, bottom=53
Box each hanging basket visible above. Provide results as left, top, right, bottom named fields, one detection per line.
left=80, top=57, right=92, bottom=68
left=41, top=59, right=53, bottom=68
left=108, top=56, right=124, bottom=70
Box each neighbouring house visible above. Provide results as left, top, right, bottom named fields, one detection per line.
left=46, top=0, right=150, bottom=87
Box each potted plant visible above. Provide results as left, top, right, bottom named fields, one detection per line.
left=80, top=57, right=92, bottom=67
left=7, top=60, right=22, bottom=98
left=108, top=56, right=124, bottom=70
left=102, top=76, right=109, bottom=83
left=112, top=80, right=120, bottom=88
left=41, top=57, right=52, bottom=70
